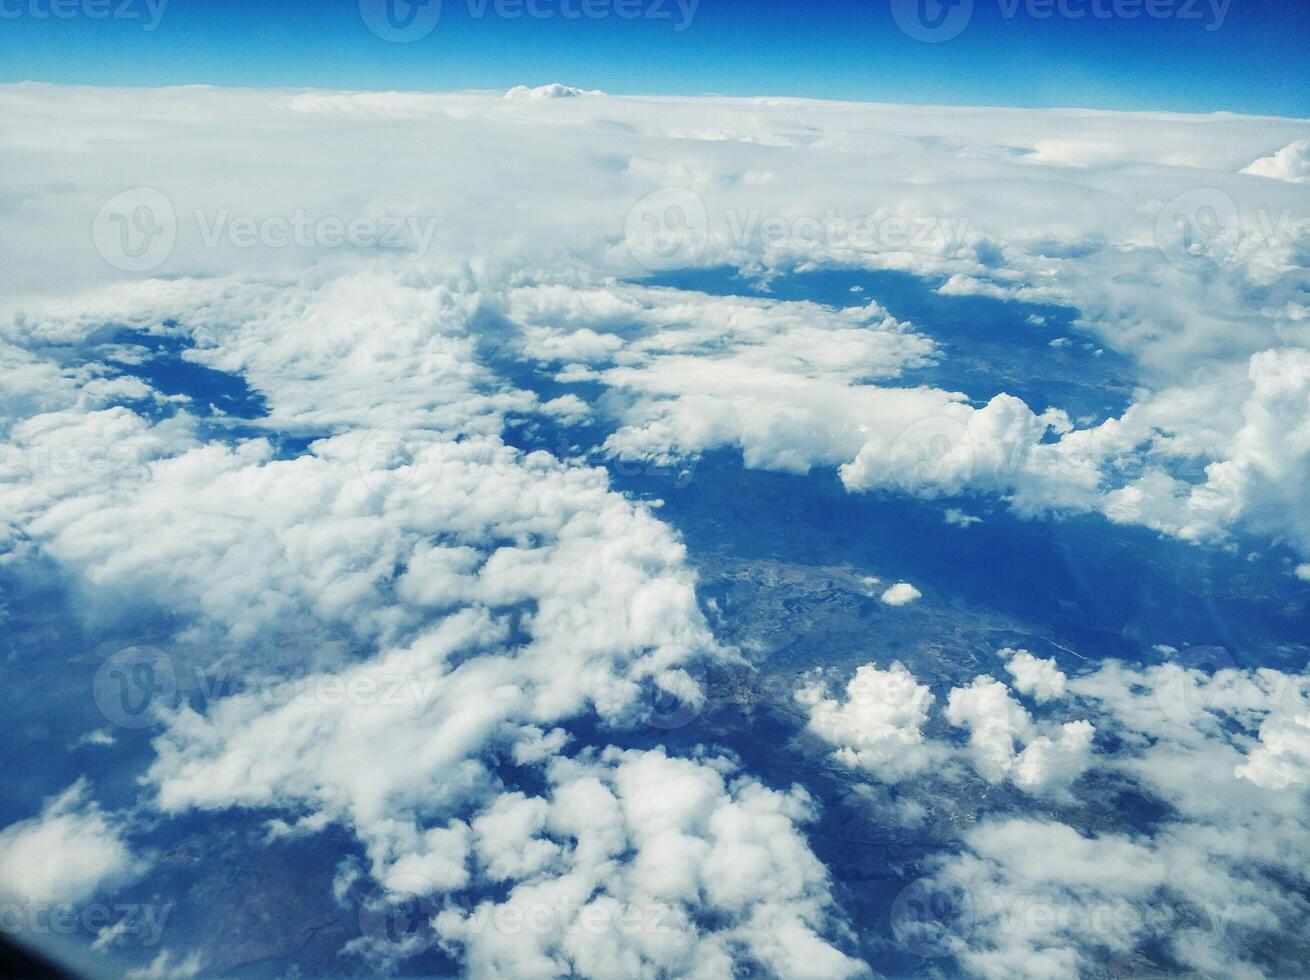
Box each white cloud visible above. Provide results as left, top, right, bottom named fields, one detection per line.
left=945, top=678, right=1034, bottom=783
left=434, top=747, right=865, bottom=980
left=944, top=508, right=982, bottom=528
left=124, top=950, right=205, bottom=980
left=894, top=659, right=1310, bottom=977
left=1100, top=348, right=1310, bottom=556
left=540, top=393, right=593, bottom=426
left=1235, top=712, right=1310, bottom=791
left=0, top=277, right=728, bottom=915
left=1242, top=140, right=1310, bottom=184
left=5, top=83, right=1310, bottom=979
left=5, top=86, right=1310, bottom=559
left=796, top=662, right=938, bottom=780
left=72, top=729, right=117, bottom=749
left=471, top=792, right=559, bottom=882
left=935, top=659, right=1310, bottom=978
left=0, top=781, right=142, bottom=905
left=508, top=282, right=940, bottom=476
left=946, top=677, right=1093, bottom=794
left=788, top=652, right=1310, bottom=978
left=504, top=84, right=605, bottom=100
left=513, top=278, right=1310, bottom=564
left=880, top=582, right=921, bottom=606
left=142, top=441, right=721, bottom=882
left=1008, top=721, right=1095, bottom=793
left=1002, top=648, right=1067, bottom=703
left=800, top=661, right=1093, bottom=796
left=929, top=818, right=1170, bottom=979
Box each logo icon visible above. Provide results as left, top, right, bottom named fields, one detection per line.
left=1155, top=187, right=1240, bottom=271
left=357, top=875, right=440, bottom=957
left=887, top=416, right=974, bottom=495
left=92, top=645, right=178, bottom=729
left=890, top=876, right=974, bottom=957
left=623, top=188, right=710, bottom=271
left=645, top=665, right=708, bottom=730
left=356, top=422, right=443, bottom=501
left=1155, top=645, right=1239, bottom=727
left=891, top=0, right=974, bottom=43
left=358, top=0, right=442, bottom=42
left=92, top=188, right=176, bottom=273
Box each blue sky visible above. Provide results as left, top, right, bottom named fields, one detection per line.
left=0, top=0, right=1306, bottom=116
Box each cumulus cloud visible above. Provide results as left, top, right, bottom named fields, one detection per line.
left=879, top=582, right=922, bottom=606
left=0, top=781, right=142, bottom=905
left=1242, top=140, right=1310, bottom=184
left=1100, top=348, right=1310, bottom=556
left=799, top=661, right=1093, bottom=796
left=917, top=659, right=1310, bottom=978
left=513, top=278, right=1310, bottom=563
left=5, top=82, right=1310, bottom=979
left=796, top=662, right=938, bottom=780
left=433, top=747, right=865, bottom=979
left=929, top=818, right=1170, bottom=979
left=141, top=441, right=720, bottom=882
left=504, top=83, right=606, bottom=100
left=945, top=679, right=1032, bottom=783
left=1002, top=648, right=1067, bottom=703
left=0, top=270, right=732, bottom=949
left=946, top=677, right=1094, bottom=794
left=1235, top=712, right=1310, bottom=791
left=508, top=282, right=939, bottom=474
left=5, top=85, right=1309, bottom=560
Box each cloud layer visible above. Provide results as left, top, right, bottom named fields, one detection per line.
left=1, top=83, right=1308, bottom=979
